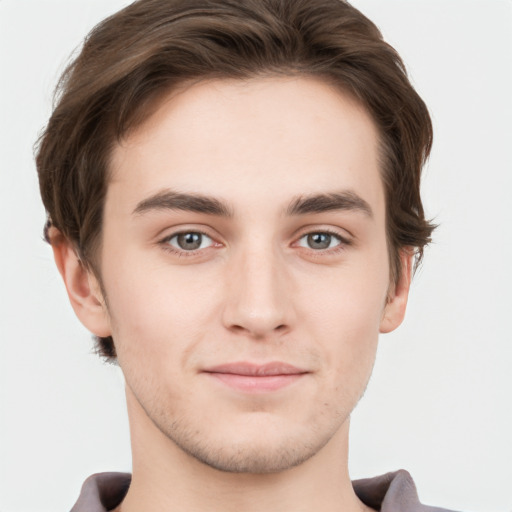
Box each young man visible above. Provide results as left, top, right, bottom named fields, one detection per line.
left=36, top=0, right=456, bottom=510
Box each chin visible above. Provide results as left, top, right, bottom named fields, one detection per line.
left=175, top=435, right=324, bottom=474
left=160, top=411, right=344, bottom=474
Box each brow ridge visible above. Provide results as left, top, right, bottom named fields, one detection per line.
left=133, top=189, right=233, bottom=217
left=133, top=188, right=372, bottom=219
left=286, top=191, right=373, bottom=217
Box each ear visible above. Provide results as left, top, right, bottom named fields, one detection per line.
left=379, top=249, right=413, bottom=334
left=50, top=229, right=112, bottom=338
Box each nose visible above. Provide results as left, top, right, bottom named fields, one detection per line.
left=221, top=244, right=295, bottom=339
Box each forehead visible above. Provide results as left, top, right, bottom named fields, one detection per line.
left=108, top=76, right=383, bottom=214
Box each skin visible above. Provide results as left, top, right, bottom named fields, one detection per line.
left=53, top=76, right=411, bottom=511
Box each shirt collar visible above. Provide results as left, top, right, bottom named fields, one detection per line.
left=71, top=469, right=457, bottom=512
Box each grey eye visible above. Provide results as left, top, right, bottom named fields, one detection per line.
left=298, top=232, right=342, bottom=250
left=168, top=232, right=213, bottom=251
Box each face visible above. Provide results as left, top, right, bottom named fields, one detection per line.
left=81, top=77, right=408, bottom=473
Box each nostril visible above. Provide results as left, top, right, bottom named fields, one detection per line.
left=227, top=323, right=289, bottom=338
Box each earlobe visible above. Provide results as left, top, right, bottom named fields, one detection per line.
left=51, top=229, right=112, bottom=338
left=379, top=250, right=413, bottom=334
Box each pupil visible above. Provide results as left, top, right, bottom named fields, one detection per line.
left=308, top=233, right=331, bottom=249
left=178, top=233, right=202, bottom=250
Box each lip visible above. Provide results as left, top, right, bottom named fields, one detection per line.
left=203, top=362, right=309, bottom=393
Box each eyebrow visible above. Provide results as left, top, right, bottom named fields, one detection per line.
left=285, top=191, right=373, bottom=218
left=133, top=190, right=233, bottom=217
left=133, top=188, right=372, bottom=218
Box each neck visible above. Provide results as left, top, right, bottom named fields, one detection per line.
left=116, top=386, right=370, bottom=512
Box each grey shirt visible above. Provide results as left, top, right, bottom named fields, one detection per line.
left=70, top=469, right=459, bottom=511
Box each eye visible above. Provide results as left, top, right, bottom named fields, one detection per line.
left=165, top=232, right=214, bottom=251
left=297, top=232, right=343, bottom=250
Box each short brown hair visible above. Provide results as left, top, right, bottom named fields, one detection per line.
left=36, top=0, right=435, bottom=359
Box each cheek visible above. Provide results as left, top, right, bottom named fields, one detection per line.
left=101, top=253, right=223, bottom=366
left=299, top=258, right=389, bottom=374
left=312, top=300, right=381, bottom=413
left=314, top=295, right=381, bottom=373
left=303, top=254, right=389, bottom=331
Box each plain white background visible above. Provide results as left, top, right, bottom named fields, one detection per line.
left=0, top=1, right=511, bottom=510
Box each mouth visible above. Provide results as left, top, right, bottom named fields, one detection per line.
left=202, top=362, right=309, bottom=393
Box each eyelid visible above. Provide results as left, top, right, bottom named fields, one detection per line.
left=166, top=231, right=214, bottom=250
left=291, top=227, right=353, bottom=254
left=292, top=225, right=353, bottom=243
left=297, top=232, right=341, bottom=248
left=156, top=224, right=353, bottom=257
left=156, top=221, right=222, bottom=241
left=158, top=226, right=223, bottom=257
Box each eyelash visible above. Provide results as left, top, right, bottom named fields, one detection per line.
left=159, top=230, right=216, bottom=258
left=296, top=229, right=352, bottom=255
left=158, top=229, right=352, bottom=257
